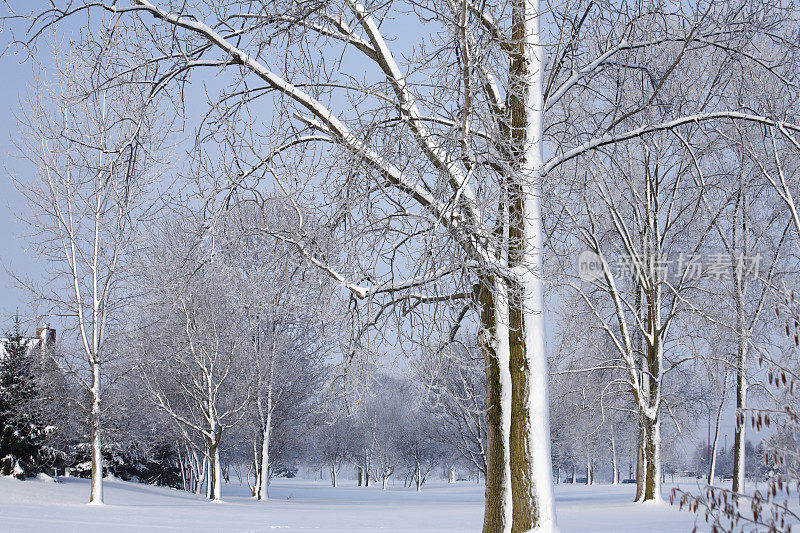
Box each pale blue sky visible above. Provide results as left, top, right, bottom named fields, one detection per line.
left=0, top=45, right=41, bottom=328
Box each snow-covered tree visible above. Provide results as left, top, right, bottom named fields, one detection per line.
left=416, top=336, right=487, bottom=479
left=709, top=161, right=791, bottom=493
left=311, top=408, right=357, bottom=488
left=14, top=31, right=168, bottom=503
left=561, top=125, right=739, bottom=500
left=225, top=202, right=331, bottom=500
left=135, top=213, right=251, bottom=501
left=0, top=315, right=46, bottom=478
left=397, top=405, right=449, bottom=492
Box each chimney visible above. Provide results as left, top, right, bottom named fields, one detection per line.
left=36, top=323, right=56, bottom=348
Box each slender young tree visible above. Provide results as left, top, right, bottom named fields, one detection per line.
left=715, top=165, right=790, bottom=494
left=14, top=31, right=165, bottom=503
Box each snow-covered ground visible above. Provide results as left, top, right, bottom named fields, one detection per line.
left=0, top=475, right=703, bottom=532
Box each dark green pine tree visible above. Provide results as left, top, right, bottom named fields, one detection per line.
left=0, top=314, right=44, bottom=478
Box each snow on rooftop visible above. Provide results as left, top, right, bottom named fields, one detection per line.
left=0, top=336, right=44, bottom=361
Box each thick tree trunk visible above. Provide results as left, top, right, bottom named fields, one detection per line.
left=331, top=466, right=337, bottom=487
left=472, top=2, right=558, bottom=525
left=585, top=458, right=591, bottom=485
left=506, top=0, right=557, bottom=529
left=635, top=277, right=663, bottom=503
left=257, top=335, right=276, bottom=500
left=643, top=415, right=661, bottom=501
left=492, top=276, right=514, bottom=528
left=634, top=418, right=646, bottom=501
left=257, top=411, right=272, bottom=500
left=208, top=439, right=222, bottom=501
left=449, top=466, right=456, bottom=484
left=88, top=363, right=103, bottom=505
left=214, top=445, right=223, bottom=500
left=476, top=280, right=512, bottom=533
left=357, top=466, right=363, bottom=486
left=194, top=450, right=205, bottom=495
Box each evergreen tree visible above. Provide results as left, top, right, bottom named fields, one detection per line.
left=0, top=314, right=44, bottom=478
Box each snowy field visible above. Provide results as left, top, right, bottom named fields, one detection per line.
left=0, top=475, right=706, bottom=532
